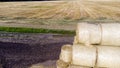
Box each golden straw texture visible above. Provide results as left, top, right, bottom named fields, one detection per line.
left=72, top=45, right=96, bottom=67
left=57, top=60, right=69, bottom=68
left=77, top=23, right=101, bottom=45
left=59, top=45, right=72, bottom=63
left=77, top=23, right=120, bottom=46
left=68, top=64, right=91, bottom=68
left=97, top=46, right=120, bottom=68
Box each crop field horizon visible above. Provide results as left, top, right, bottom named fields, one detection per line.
left=0, top=0, right=120, bottom=31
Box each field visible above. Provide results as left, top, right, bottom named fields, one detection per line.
left=0, top=1, right=120, bottom=68
left=0, top=1, right=120, bottom=31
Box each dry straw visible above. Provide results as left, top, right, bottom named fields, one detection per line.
left=101, top=23, right=120, bottom=46
left=57, top=22, right=120, bottom=68
left=97, top=46, right=120, bottom=68
left=76, top=23, right=120, bottom=46
left=72, top=44, right=96, bottom=67
left=68, top=65, right=91, bottom=68
left=57, top=60, right=69, bottom=68
left=59, top=45, right=72, bottom=63
left=76, top=23, right=101, bottom=45
left=72, top=44, right=120, bottom=68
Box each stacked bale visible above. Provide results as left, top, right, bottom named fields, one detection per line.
left=57, top=23, right=120, bottom=68
left=76, top=23, right=120, bottom=46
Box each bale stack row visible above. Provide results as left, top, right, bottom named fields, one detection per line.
left=57, top=23, right=120, bottom=68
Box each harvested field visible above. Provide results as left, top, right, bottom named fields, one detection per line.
left=0, top=1, right=120, bottom=20
left=0, top=1, right=120, bottom=30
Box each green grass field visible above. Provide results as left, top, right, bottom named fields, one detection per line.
left=0, top=26, right=75, bottom=35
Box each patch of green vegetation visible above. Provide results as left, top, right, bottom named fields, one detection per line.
left=0, top=27, right=75, bottom=35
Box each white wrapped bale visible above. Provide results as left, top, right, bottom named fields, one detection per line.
left=68, top=65, right=91, bottom=68
left=101, top=23, right=120, bottom=46
left=77, top=23, right=120, bottom=46
left=76, top=23, right=101, bottom=45
left=59, top=45, right=72, bottom=63
left=72, top=45, right=96, bottom=67
left=72, top=44, right=120, bottom=68
left=97, top=46, right=120, bottom=68
left=56, top=60, right=69, bottom=68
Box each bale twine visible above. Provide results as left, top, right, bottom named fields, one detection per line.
left=72, top=44, right=96, bottom=67
left=67, top=65, right=91, bottom=68
left=59, top=44, right=72, bottom=63
left=56, top=60, right=69, bottom=68
left=76, top=23, right=101, bottom=46
left=97, top=46, right=120, bottom=68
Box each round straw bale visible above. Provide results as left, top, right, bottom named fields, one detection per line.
left=101, top=23, right=120, bottom=46
left=72, top=44, right=96, bottom=67
left=76, top=23, right=90, bottom=45
left=76, top=23, right=101, bottom=45
left=60, top=44, right=72, bottom=63
left=56, top=60, right=69, bottom=68
left=77, top=23, right=120, bottom=46
left=97, top=46, right=120, bottom=68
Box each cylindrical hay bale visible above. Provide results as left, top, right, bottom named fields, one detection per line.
left=59, top=45, right=72, bottom=63
left=101, top=23, right=120, bottom=46
left=97, top=46, right=120, bottom=68
left=72, top=45, right=96, bottom=67
left=76, top=23, right=101, bottom=45
left=56, top=60, right=69, bottom=68
left=68, top=65, right=91, bottom=68
left=77, top=23, right=120, bottom=46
